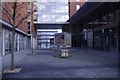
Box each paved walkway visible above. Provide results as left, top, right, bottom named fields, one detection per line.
left=2, top=48, right=118, bottom=78
left=0, top=57, right=2, bottom=79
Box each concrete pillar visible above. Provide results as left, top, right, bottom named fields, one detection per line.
left=0, top=27, right=1, bottom=80
left=2, top=28, right=5, bottom=55
left=107, top=29, right=110, bottom=51
left=0, top=27, right=2, bottom=56
left=33, top=37, right=37, bottom=50
left=31, top=35, right=33, bottom=49
left=24, top=37, right=27, bottom=49
left=17, top=34, right=20, bottom=51
left=92, top=22, right=95, bottom=49
left=118, top=10, right=120, bottom=52
left=35, top=38, right=37, bottom=49
left=33, top=37, right=35, bottom=49
left=86, top=25, right=89, bottom=48
left=107, top=14, right=110, bottom=51
left=117, top=10, right=120, bottom=78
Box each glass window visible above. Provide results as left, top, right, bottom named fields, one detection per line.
left=34, top=14, right=38, bottom=21
left=37, top=29, right=62, bottom=49
left=109, top=13, right=114, bottom=23
left=51, top=15, right=55, bottom=18
left=76, top=5, right=80, bottom=11
left=0, top=2, right=4, bottom=13
left=28, top=2, right=30, bottom=10
left=76, top=0, right=79, bottom=2
left=34, top=0, right=69, bottom=23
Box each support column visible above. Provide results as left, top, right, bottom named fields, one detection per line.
left=86, top=25, right=89, bottom=48
left=25, top=37, right=27, bottom=49
left=107, top=29, right=110, bottom=51
left=17, top=35, right=19, bottom=51
left=0, top=26, right=2, bottom=56
left=92, top=22, right=95, bottom=49
left=117, top=10, right=120, bottom=79
left=33, top=37, right=36, bottom=50
left=0, top=25, right=2, bottom=79
left=2, top=28, right=5, bottom=55
left=107, top=14, right=110, bottom=51
left=118, top=10, right=120, bottom=52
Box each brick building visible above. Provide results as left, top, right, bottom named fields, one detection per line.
left=0, top=2, right=36, bottom=56
left=69, top=0, right=85, bottom=17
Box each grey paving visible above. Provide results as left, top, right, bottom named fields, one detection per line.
left=0, top=55, right=1, bottom=78
left=2, top=48, right=118, bottom=78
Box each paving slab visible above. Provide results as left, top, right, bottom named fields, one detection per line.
left=2, top=48, right=118, bottom=78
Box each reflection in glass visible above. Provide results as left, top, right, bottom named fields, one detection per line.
left=34, top=0, right=69, bottom=23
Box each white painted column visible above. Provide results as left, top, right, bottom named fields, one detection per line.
left=34, top=37, right=37, bottom=49
left=31, top=35, right=32, bottom=49
left=0, top=27, right=2, bottom=57
left=17, top=34, right=20, bottom=51
left=2, top=28, right=5, bottom=56
left=33, top=37, right=36, bottom=49
left=32, top=37, right=37, bottom=50
left=24, top=37, right=26, bottom=49
left=0, top=27, right=2, bottom=80
left=35, top=38, right=36, bottom=49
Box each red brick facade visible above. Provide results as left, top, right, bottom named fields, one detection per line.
left=67, top=0, right=85, bottom=33
left=0, top=2, right=28, bottom=33
left=69, top=0, right=85, bottom=17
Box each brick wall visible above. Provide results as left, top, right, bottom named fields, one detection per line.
left=69, top=0, right=85, bottom=17
left=0, top=2, right=28, bottom=33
